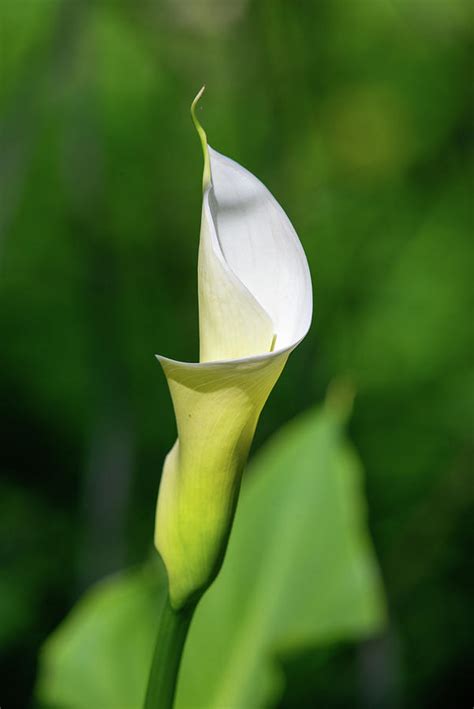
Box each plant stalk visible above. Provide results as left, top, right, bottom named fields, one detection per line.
left=144, top=594, right=196, bottom=709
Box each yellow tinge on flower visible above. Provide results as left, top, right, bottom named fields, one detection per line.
left=155, top=88, right=313, bottom=610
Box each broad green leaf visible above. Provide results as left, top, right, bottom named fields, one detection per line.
left=36, top=563, right=167, bottom=709
left=36, top=398, right=385, bottom=708
left=175, top=395, right=386, bottom=708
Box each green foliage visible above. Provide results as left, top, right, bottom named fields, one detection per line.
left=37, top=564, right=166, bottom=709
left=36, top=399, right=385, bottom=708
left=0, top=0, right=60, bottom=107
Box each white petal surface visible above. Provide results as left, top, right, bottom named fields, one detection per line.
left=198, top=187, right=275, bottom=362
left=202, top=146, right=312, bottom=358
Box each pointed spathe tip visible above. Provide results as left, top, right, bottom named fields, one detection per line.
left=191, top=86, right=211, bottom=191
left=192, top=85, right=206, bottom=110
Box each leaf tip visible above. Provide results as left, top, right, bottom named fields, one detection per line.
left=325, top=378, right=356, bottom=422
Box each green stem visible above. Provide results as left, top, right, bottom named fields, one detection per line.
left=144, top=594, right=196, bottom=709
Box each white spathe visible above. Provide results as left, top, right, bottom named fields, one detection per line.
left=155, top=92, right=313, bottom=609
left=202, top=146, right=312, bottom=359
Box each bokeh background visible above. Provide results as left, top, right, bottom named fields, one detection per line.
left=1, top=0, right=472, bottom=706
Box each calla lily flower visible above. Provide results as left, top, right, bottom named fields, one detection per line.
left=155, top=88, right=312, bottom=610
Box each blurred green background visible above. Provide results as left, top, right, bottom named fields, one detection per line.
left=0, top=0, right=472, bottom=706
